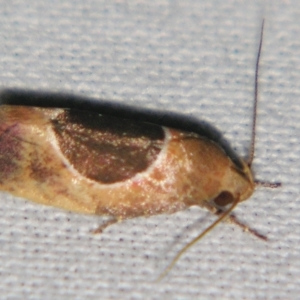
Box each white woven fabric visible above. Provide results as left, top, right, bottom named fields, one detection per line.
left=0, top=1, right=299, bottom=299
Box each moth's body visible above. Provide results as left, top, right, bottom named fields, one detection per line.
left=0, top=105, right=254, bottom=220
left=0, top=21, right=274, bottom=279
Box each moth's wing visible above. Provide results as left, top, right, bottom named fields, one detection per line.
left=52, top=109, right=165, bottom=183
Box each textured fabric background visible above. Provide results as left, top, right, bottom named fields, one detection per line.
left=0, top=1, right=299, bottom=299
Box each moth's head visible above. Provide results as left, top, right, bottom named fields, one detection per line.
left=212, top=159, right=255, bottom=209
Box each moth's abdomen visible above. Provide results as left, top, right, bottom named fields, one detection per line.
left=0, top=105, right=254, bottom=218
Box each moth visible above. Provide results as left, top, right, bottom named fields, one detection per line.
left=0, top=104, right=253, bottom=224
left=0, top=20, right=279, bottom=277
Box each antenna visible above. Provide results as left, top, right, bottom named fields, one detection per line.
left=157, top=20, right=274, bottom=281
left=157, top=196, right=240, bottom=281
left=248, top=19, right=264, bottom=167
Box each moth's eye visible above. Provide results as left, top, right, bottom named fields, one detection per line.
left=214, top=191, right=235, bottom=207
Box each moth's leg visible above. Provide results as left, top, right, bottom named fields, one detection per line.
left=91, top=218, right=119, bottom=234
left=226, top=214, right=267, bottom=240
left=202, top=202, right=267, bottom=241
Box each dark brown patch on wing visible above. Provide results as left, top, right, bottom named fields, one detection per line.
left=29, top=151, right=55, bottom=183
left=52, top=109, right=165, bottom=184
left=0, top=124, right=23, bottom=182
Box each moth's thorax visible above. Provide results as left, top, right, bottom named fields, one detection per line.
left=0, top=105, right=255, bottom=218
left=168, top=132, right=255, bottom=208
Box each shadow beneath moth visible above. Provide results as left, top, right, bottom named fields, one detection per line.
left=0, top=20, right=280, bottom=278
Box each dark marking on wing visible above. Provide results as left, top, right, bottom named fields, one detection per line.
left=52, top=109, right=165, bottom=183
